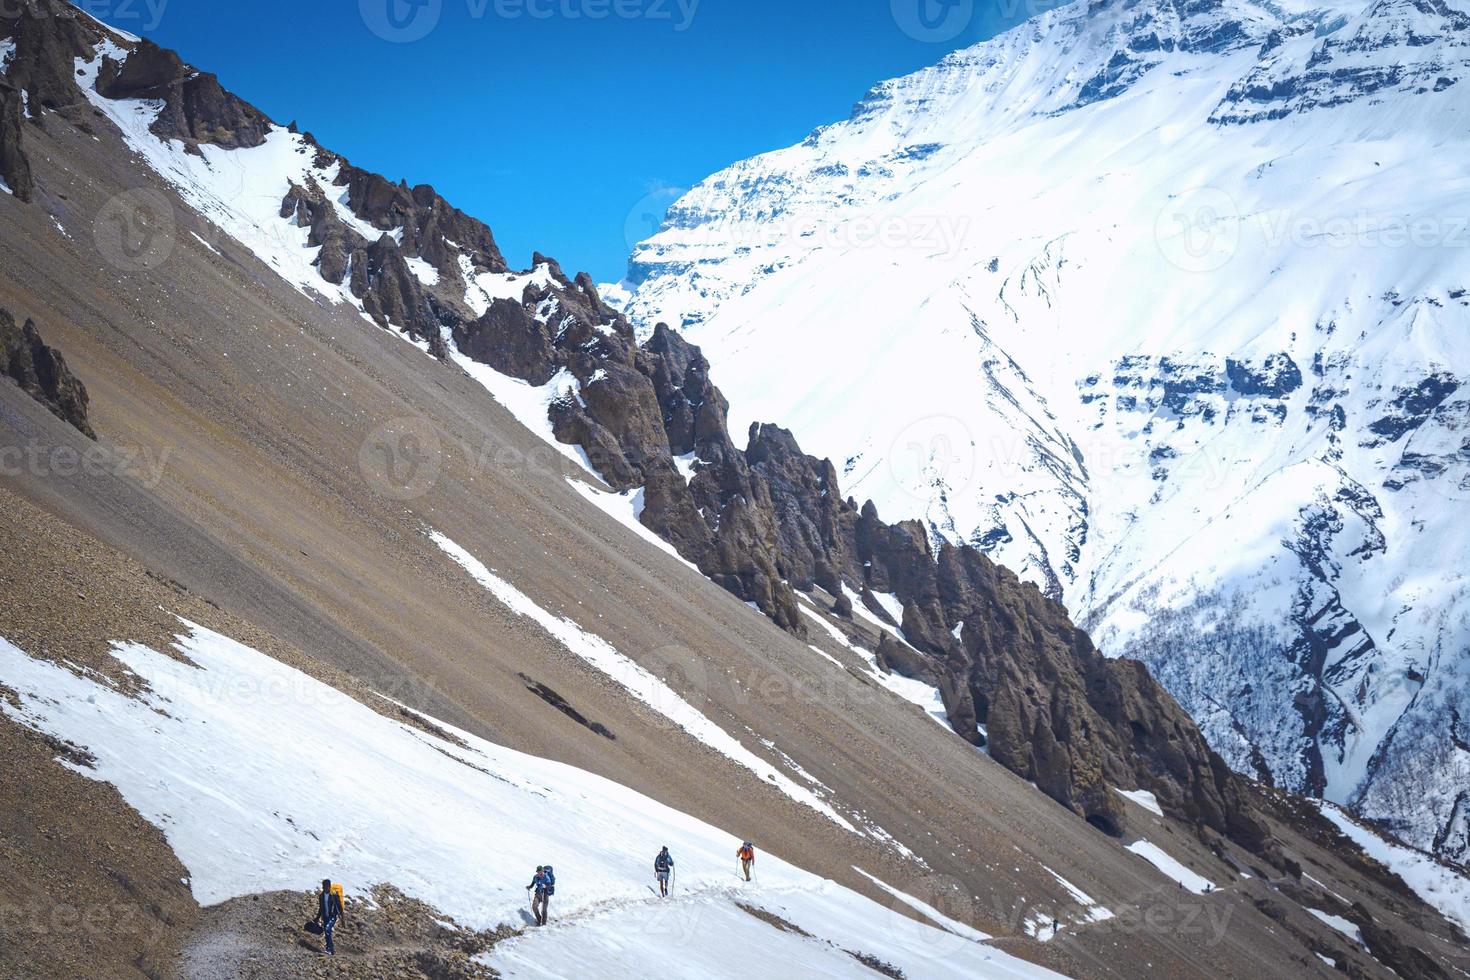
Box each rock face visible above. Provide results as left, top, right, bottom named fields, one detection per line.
left=0, top=309, right=94, bottom=438
left=0, top=79, right=33, bottom=201
left=96, top=39, right=272, bottom=150
left=278, top=149, right=507, bottom=355
left=0, top=0, right=100, bottom=115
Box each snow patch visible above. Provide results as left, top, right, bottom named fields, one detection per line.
left=1307, top=908, right=1363, bottom=945
left=1125, top=840, right=1215, bottom=895
left=443, top=345, right=599, bottom=480
left=852, top=867, right=992, bottom=944
left=462, top=262, right=555, bottom=319
left=1113, top=788, right=1164, bottom=817
left=797, top=601, right=950, bottom=730
left=565, top=479, right=700, bottom=573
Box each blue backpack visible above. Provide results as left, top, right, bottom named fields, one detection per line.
left=543, top=867, right=556, bottom=896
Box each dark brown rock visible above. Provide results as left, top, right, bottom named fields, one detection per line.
left=0, top=309, right=94, bottom=438
left=96, top=39, right=271, bottom=150
left=456, top=300, right=556, bottom=385
left=1355, top=904, right=1451, bottom=980
left=1, top=1, right=99, bottom=115
left=0, top=80, right=34, bottom=201
left=349, top=236, right=440, bottom=349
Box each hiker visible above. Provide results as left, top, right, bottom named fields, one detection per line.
left=315, top=878, right=344, bottom=956
left=737, top=841, right=756, bottom=881
left=528, top=865, right=554, bottom=926
left=655, top=846, right=675, bottom=898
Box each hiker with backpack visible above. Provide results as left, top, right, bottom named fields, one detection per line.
left=312, top=878, right=345, bottom=956
left=528, top=865, right=555, bottom=926
left=737, top=842, right=756, bottom=881
left=654, top=846, right=675, bottom=898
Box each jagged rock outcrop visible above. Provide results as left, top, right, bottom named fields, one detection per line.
left=0, top=0, right=99, bottom=115
left=96, top=39, right=271, bottom=150
left=0, top=309, right=94, bottom=438
left=352, top=235, right=442, bottom=351
left=0, top=79, right=34, bottom=201
left=727, top=414, right=1270, bottom=849
left=279, top=163, right=505, bottom=359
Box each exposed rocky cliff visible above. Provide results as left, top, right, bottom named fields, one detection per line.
left=0, top=0, right=98, bottom=116
left=0, top=308, right=93, bottom=438
left=95, top=38, right=272, bottom=151
left=0, top=78, right=32, bottom=201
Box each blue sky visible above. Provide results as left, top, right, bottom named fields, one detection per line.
left=102, top=0, right=1026, bottom=281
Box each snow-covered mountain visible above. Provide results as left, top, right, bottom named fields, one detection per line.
left=613, top=0, right=1470, bottom=864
